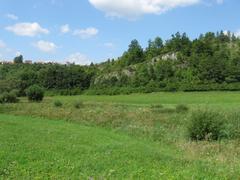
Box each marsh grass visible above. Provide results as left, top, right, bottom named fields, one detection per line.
left=176, top=104, right=189, bottom=113
left=73, top=101, right=83, bottom=109
left=54, top=100, right=63, bottom=107
left=150, top=104, right=164, bottom=109
left=187, top=109, right=240, bottom=141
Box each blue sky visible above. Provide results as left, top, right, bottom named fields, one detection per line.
left=0, top=0, right=239, bottom=64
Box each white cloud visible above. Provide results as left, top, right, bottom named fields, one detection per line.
left=216, top=0, right=224, bottom=4
left=104, top=42, right=114, bottom=48
left=60, top=24, right=70, bottom=33
left=15, top=51, right=22, bottom=56
left=66, top=53, right=91, bottom=65
left=6, top=22, right=49, bottom=37
left=235, top=30, right=240, bottom=37
left=222, top=30, right=240, bottom=38
left=73, top=27, right=99, bottom=39
left=34, top=40, right=57, bottom=53
left=223, top=30, right=228, bottom=35
left=89, top=0, right=200, bottom=19
left=0, top=40, right=6, bottom=48
left=6, top=13, right=19, bottom=20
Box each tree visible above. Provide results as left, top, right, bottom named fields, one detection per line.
left=17, top=70, right=38, bottom=95
left=134, top=64, right=150, bottom=86
left=14, top=55, right=23, bottom=64
left=122, top=39, right=144, bottom=66
left=145, top=37, right=163, bottom=61
left=154, top=37, right=163, bottom=49
left=155, top=60, right=175, bottom=81
left=165, top=32, right=191, bottom=56
left=26, top=85, right=44, bottom=102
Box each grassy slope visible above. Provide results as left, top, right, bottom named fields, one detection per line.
left=0, top=114, right=238, bottom=179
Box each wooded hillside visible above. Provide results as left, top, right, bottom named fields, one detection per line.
left=1, top=31, right=240, bottom=95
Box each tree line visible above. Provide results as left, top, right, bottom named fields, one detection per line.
left=1, top=31, right=240, bottom=95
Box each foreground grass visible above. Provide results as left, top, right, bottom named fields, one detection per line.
left=1, top=92, right=240, bottom=178
left=1, top=114, right=240, bottom=179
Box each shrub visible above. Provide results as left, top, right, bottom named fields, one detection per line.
left=188, top=110, right=226, bottom=141
left=151, top=104, right=164, bottom=109
left=0, top=93, right=7, bottom=104
left=74, top=101, right=83, bottom=109
left=10, top=89, right=20, bottom=97
left=151, top=105, right=175, bottom=114
left=0, top=91, right=19, bottom=104
left=165, top=83, right=178, bottom=92
left=54, top=100, right=63, bottom=107
left=176, top=104, right=189, bottom=113
left=0, top=95, right=3, bottom=104
left=223, top=112, right=240, bottom=139
left=157, top=108, right=176, bottom=114
left=26, top=85, right=44, bottom=102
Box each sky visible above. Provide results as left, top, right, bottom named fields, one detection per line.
left=0, top=0, right=240, bottom=64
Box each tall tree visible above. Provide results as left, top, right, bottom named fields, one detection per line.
left=124, top=39, right=144, bottom=65
left=13, top=55, right=23, bottom=64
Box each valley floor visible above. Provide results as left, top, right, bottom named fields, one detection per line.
left=1, top=92, right=240, bottom=179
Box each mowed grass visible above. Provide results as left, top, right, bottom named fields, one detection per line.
left=0, top=114, right=240, bottom=179
left=1, top=92, right=240, bottom=178
left=54, top=91, right=240, bottom=110
left=58, top=91, right=240, bottom=105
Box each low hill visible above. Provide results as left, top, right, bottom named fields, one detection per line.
left=1, top=31, right=240, bottom=95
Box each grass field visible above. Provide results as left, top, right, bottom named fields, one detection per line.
left=1, top=92, right=240, bottom=178
left=55, top=91, right=240, bottom=111
left=59, top=91, right=240, bottom=105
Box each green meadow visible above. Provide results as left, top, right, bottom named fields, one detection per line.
left=1, top=92, right=240, bottom=179
left=58, top=91, right=240, bottom=107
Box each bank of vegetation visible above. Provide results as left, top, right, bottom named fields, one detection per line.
left=1, top=31, right=240, bottom=95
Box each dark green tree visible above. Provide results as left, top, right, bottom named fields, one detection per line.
left=14, top=55, right=23, bottom=64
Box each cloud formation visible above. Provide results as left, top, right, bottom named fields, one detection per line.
left=66, top=53, right=91, bottom=65
left=5, top=13, right=19, bottom=20
left=6, top=22, right=49, bottom=37
left=216, top=0, right=224, bottom=4
left=60, top=24, right=70, bottom=33
left=89, top=0, right=200, bottom=19
left=0, top=40, right=6, bottom=48
left=104, top=42, right=114, bottom=48
left=34, top=40, right=57, bottom=53
left=235, top=30, right=240, bottom=37
left=73, top=27, right=99, bottom=39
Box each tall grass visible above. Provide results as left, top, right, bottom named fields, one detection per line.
left=187, top=109, right=240, bottom=141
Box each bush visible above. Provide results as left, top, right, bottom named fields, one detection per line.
left=188, top=110, right=226, bottom=141
left=74, top=101, right=83, bottom=109
left=10, top=89, right=20, bottom=97
left=176, top=104, right=189, bottom=113
left=54, top=100, right=63, bottom=107
left=0, top=91, right=19, bottom=104
left=150, top=104, right=164, bottom=109
left=26, top=85, right=44, bottom=102
left=222, top=112, right=240, bottom=139
left=156, top=108, right=176, bottom=114
left=0, top=95, right=3, bottom=104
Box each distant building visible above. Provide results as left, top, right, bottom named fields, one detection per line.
left=0, top=60, right=13, bottom=64
left=24, top=60, right=33, bottom=64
